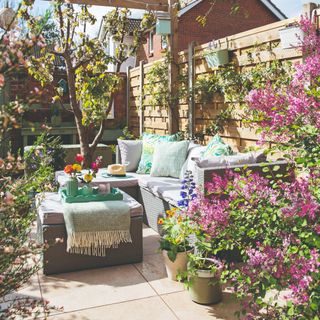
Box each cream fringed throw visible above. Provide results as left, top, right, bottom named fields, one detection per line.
left=62, top=201, right=131, bottom=256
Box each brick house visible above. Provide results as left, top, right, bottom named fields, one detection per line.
left=137, top=0, right=287, bottom=63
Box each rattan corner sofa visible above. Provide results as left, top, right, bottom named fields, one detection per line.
left=115, top=146, right=291, bottom=233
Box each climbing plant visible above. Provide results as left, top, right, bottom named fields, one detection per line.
left=144, top=50, right=187, bottom=110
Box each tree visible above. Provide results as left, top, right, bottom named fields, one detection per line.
left=29, top=2, right=154, bottom=166
left=0, top=2, right=54, bottom=318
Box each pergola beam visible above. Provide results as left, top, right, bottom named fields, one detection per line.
left=66, top=0, right=168, bottom=12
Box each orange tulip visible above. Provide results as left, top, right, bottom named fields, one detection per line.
left=64, top=164, right=74, bottom=174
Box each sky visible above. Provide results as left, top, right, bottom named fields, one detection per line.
left=1, top=0, right=320, bottom=36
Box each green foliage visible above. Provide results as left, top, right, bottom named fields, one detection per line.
left=144, top=51, right=187, bottom=110
left=32, top=9, right=60, bottom=44
left=158, top=207, right=193, bottom=262
left=118, top=126, right=136, bottom=140
left=24, top=130, right=66, bottom=174
left=194, top=73, right=222, bottom=104
left=28, top=3, right=155, bottom=165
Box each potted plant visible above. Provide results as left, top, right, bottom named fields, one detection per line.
left=78, top=156, right=102, bottom=195
left=184, top=232, right=223, bottom=305
left=204, top=48, right=229, bottom=68
left=158, top=207, right=193, bottom=281
left=158, top=170, right=197, bottom=281
left=63, top=154, right=83, bottom=197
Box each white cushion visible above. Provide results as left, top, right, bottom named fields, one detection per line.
left=179, top=144, right=207, bottom=180
left=117, top=139, right=142, bottom=172
left=195, top=151, right=266, bottom=168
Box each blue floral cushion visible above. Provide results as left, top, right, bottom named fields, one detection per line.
left=201, top=135, right=234, bottom=158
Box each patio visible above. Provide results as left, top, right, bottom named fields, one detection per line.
left=1, top=1, right=320, bottom=319
left=20, top=225, right=239, bottom=320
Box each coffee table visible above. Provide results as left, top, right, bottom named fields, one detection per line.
left=55, top=169, right=140, bottom=201
left=37, top=191, right=143, bottom=275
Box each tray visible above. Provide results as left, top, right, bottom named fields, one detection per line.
left=60, top=187, right=124, bottom=203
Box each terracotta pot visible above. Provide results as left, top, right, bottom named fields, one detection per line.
left=162, top=250, right=189, bottom=281
left=188, top=269, right=222, bottom=305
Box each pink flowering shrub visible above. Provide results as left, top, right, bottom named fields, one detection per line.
left=186, top=17, right=320, bottom=319
left=0, top=2, right=53, bottom=319
left=186, top=168, right=319, bottom=318
left=246, top=17, right=320, bottom=168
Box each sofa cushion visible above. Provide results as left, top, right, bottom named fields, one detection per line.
left=117, top=139, right=142, bottom=172
left=201, top=134, right=234, bottom=158
left=196, top=151, right=267, bottom=168
left=150, top=141, right=189, bottom=178
left=179, top=144, right=206, bottom=180
left=136, top=133, right=181, bottom=174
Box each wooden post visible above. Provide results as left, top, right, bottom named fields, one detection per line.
left=168, top=0, right=179, bottom=134
left=126, top=66, right=131, bottom=128
left=139, top=61, right=144, bottom=136
left=188, top=41, right=195, bottom=138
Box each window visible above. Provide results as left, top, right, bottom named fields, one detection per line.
left=107, top=99, right=115, bottom=119
left=161, top=36, right=168, bottom=50
left=148, top=31, right=154, bottom=54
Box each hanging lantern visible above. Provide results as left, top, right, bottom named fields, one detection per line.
left=0, top=7, right=17, bottom=30
left=156, top=13, right=171, bottom=35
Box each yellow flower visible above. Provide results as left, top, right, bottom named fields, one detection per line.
left=72, top=163, right=82, bottom=172
left=158, top=218, right=164, bottom=225
left=83, top=173, right=93, bottom=183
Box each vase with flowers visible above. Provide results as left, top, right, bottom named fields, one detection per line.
left=63, top=154, right=83, bottom=197
left=158, top=170, right=197, bottom=281
left=79, top=156, right=102, bottom=196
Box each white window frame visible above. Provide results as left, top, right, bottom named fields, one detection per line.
left=161, top=35, right=168, bottom=50
left=149, top=31, right=154, bottom=54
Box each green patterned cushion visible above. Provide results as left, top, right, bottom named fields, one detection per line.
left=150, top=141, right=189, bottom=178
left=136, top=133, right=181, bottom=174
left=201, top=135, right=234, bottom=158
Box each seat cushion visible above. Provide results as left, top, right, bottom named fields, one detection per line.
left=137, top=175, right=182, bottom=206
left=37, top=192, right=143, bottom=225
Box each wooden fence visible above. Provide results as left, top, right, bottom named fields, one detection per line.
left=127, top=15, right=310, bottom=151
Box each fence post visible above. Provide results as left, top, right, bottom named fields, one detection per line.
left=139, top=61, right=144, bottom=136
left=126, top=66, right=131, bottom=128
left=188, top=41, right=195, bottom=139
left=168, top=0, right=179, bottom=134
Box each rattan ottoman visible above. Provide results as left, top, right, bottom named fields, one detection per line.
left=37, top=192, right=143, bottom=275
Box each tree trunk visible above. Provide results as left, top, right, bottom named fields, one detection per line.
left=64, top=56, right=92, bottom=167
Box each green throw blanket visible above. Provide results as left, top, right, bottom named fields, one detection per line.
left=63, top=201, right=131, bottom=256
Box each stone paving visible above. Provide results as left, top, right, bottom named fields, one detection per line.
left=17, top=225, right=241, bottom=320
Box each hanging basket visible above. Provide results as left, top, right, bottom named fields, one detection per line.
left=279, top=25, right=304, bottom=49
left=204, top=49, right=229, bottom=68
left=0, top=7, right=17, bottom=30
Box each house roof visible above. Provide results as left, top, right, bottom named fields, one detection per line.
left=127, top=18, right=142, bottom=34
left=178, top=0, right=287, bottom=20
left=98, top=18, right=142, bottom=40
